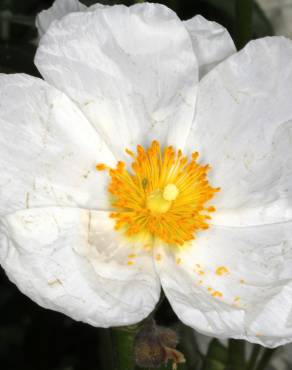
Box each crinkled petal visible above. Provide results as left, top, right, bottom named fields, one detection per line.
left=0, top=73, right=115, bottom=216
left=184, top=15, right=236, bottom=79
left=155, top=221, right=292, bottom=347
left=186, top=37, right=292, bottom=226
left=35, top=3, right=198, bottom=158
left=36, top=0, right=87, bottom=37
left=0, top=207, right=160, bottom=326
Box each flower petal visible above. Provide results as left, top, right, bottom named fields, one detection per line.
left=184, top=15, right=236, bottom=79
left=155, top=221, right=292, bottom=347
left=0, top=73, right=115, bottom=216
left=0, top=207, right=160, bottom=326
left=35, top=3, right=198, bottom=158
left=36, top=0, right=87, bottom=37
left=186, top=37, right=292, bottom=226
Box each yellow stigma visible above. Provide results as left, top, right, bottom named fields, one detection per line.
left=146, top=190, right=172, bottom=213
left=96, top=140, right=219, bottom=246
left=163, top=184, right=179, bottom=201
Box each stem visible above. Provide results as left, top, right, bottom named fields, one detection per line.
left=246, top=344, right=262, bottom=370
left=0, top=10, right=11, bottom=41
left=98, top=329, right=115, bottom=370
left=111, top=325, right=141, bottom=370
left=150, top=290, right=166, bottom=319
left=235, top=0, right=253, bottom=49
left=227, top=339, right=246, bottom=370
left=255, top=348, right=277, bottom=370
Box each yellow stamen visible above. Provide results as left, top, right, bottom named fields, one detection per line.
left=97, top=140, right=219, bottom=246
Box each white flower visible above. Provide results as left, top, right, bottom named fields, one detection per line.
left=0, top=0, right=291, bottom=349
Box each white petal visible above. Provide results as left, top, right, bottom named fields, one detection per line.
left=0, top=74, right=115, bottom=216
left=186, top=37, right=292, bottom=226
left=36, top=0, right=87, bottom=37
left=184, top=15, right=236, bottom=79
left=35, top=3, right=198, bottom=158
left=0, top=207, right=160, bottom=326
left=155, top=221, right=292, bottom=347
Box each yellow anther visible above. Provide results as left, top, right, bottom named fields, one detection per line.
left=207, top=206, right=216, bottom=212
left=125, top=148, right=134, bottom=157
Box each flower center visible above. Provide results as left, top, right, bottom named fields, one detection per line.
left=96, top=140, right=219, bottom=246
left=146, top=184, right=179, bottom=214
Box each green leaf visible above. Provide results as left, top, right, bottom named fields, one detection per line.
left=0, top=42, right=38, bottom=75
left=235, top=0, right=253, bottom=49
left=178, top=324, right=202, bottom=369
left=255, top=348, right=277, bottom=370
left=206, top=0, right=273, bottom=39
left=174, top=0, right=273, bottom=46
left=247, top=344, right=262, bottom=370
left=202, top=339, right=228, bottom=370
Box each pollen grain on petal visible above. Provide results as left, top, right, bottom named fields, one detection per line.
left=215, top=266, right=229, bottom=276
left=96, top=163, right=109, bottom=171
left=155, top=253, right=162, bottom=262
left=212, top=291, right=223, bottom=298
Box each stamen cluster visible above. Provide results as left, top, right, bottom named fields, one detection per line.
left=97, top=141, right=219, bottom=246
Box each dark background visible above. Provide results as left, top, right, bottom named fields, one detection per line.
left=0, top=1, right=275, bottom=369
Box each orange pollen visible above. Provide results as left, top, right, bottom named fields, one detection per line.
left=96, top=140, right=220, bottom=246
